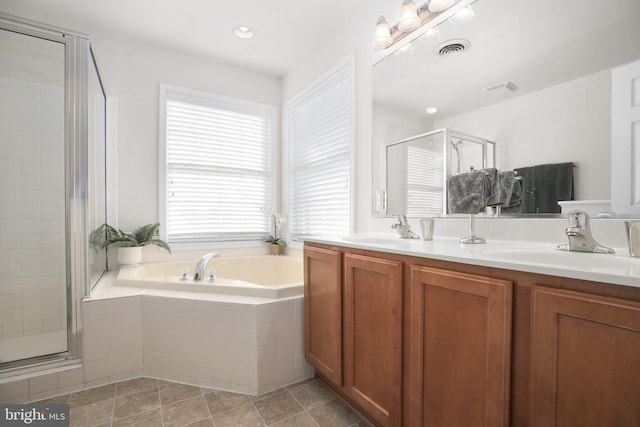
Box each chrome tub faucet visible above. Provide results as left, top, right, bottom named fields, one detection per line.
left=557, top=211, right=614, bottom=254
left=194, top=252, right=220, bottom=281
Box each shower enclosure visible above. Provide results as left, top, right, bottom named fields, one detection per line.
left=0, top=14, right=107, bottom=374
left=384, top=128, right=495, bottom=217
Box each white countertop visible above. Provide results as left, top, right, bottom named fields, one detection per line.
left=303, top=234, right=640, bottom=289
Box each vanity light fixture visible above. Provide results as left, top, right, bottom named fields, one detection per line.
left=426, top=107, right=439, bottom=114
left=373, top=0, right=474, bottom=51
left=399, top=0, right=421, bottom=32
left=374, top=16, right=393, bottom=49
left=448, top=6, right=474, bottom=24
left=428, top=0, right=457, bottom=12
left=233, top=25, right=255, bottom=39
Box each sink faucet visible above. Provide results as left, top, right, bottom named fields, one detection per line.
left=391, top=214, right=420, bottom=239
left=194, top=253, right=220, bottom=281
left=556, top=211, right=614, bottom=254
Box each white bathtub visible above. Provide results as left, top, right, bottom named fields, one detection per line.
left=116, top=255, right=303, bottom=298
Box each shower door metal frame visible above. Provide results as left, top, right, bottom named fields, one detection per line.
left=0, top=13, right=98, bottom=374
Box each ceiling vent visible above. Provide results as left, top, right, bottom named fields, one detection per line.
left=483, top=81, right=518, bottom=94
left=434, top=39, right=471, bottom=58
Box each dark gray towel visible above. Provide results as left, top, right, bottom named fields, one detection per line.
left=508, top=162, right=574, bottom=213
left=447, top=169, right=495, bottom=214
left=487, top=171, right=522, bottom=208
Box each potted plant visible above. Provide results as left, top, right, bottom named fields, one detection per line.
left=98, top=223, right=171, bottom=265
left=261, top=208, right=287, bottom=256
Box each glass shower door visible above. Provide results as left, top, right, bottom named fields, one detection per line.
left=0, top=29, right=68, bottom=363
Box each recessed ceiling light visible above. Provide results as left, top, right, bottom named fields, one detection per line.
left=426, top=107, right=439, bottom=114
left=233, top=26, right=255, bottom=39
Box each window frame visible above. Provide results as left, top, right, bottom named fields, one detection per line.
left=159, top=83, right=278, bottom=249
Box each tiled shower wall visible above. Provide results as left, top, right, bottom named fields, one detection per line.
left=0, top=77, right=66, bottom=345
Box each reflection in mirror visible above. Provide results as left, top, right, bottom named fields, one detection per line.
left=385, top=128, right=494, bottom=216
left=372, top=0, right=640, bottom=217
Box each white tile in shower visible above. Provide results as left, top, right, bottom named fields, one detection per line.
left=27, top=372, right=57, bottom=395
left=0, top=378, right=28, bottom=403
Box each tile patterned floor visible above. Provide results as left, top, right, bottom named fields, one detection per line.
left=36, top=377, right=373, bottom=427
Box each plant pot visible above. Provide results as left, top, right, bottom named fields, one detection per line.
left=118, top=246, right=143, bottom=265
left=270, top=244, right=283, bottom=256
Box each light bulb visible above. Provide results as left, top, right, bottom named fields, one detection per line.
left=398, top=0, right=421, bottom=32
left=420, top=27, right=441, bottom=43
left=448, top=6, right=474, bottom=25
left=428, top=0, right=457, bottom=13
left=373, top=16, right=393, bottom=50
left=425, top=107, right=439, bottom=114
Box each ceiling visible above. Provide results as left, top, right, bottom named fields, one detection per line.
left=0, top=0, right=370, bottom=77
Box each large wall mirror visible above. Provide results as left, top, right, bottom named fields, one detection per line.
left=372, top=0, right=640, bottom=217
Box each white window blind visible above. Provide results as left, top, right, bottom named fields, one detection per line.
left=160, top=86, right=275, bottom=244
left=288, top=56, right=354, bottom=239
left=406, top=145, right=444, bottom=216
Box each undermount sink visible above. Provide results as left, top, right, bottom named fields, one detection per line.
left=483, top=249, right=640, bottom=271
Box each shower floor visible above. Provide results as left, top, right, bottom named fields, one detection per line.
left=0, top=330, right=67, bottom=364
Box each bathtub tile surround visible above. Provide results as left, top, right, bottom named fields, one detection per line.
left=30, top=377, right=369, bottom=426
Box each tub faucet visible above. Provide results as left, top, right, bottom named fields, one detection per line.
left=556, top=211, right=614, bottom=254
left=391, top=214, right=420, bottom=239
left=194, top=253, right=220, bottom=281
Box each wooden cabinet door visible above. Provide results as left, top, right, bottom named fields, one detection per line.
left=304, top=246, right=343, bottom=385
left=530, top=286, right=640, bottom=427
left=409, top=266, right=512, bottom=427
left=344, top=253, right=403, bottom=427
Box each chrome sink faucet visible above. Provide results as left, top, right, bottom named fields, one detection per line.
left=557, top=211, right=614, bottom=254
left=194, top=252, right=220, bottom=281
left=391, top=214, right=420, bottom=239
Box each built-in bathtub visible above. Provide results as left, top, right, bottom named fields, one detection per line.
left=116, top=255, right=303, bottom=298
left=78, top=253, right=312, bottom=396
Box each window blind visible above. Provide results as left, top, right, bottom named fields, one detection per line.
left=288, top=56, right=354, bottom=239
left=406, top=145, right=444, bottom=216
left=162, top=89, right=274, bottom=244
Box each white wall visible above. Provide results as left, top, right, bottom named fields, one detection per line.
left=434, top=70, right=612, bottom=201
left=89, top=33, right=281, bottom=231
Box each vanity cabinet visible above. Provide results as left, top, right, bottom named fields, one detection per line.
left=529, top=286, right=640, bottom=427
left=408, top=266, right=512, bottom=427
left=304, top=246, right=343, bottom=385
left=304, top=241, right=640, bottom=427
left=344, top=253, right=403, bottom=427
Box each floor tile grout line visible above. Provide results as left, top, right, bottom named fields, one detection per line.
left=286, top=386, right=321, bottom=426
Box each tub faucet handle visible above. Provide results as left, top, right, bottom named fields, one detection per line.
left=180, top=267, right=189, bottom=281
left=208, top=268, right=216, bottom=282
